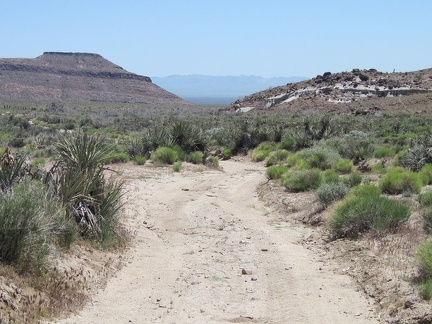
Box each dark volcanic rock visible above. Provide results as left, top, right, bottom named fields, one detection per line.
left=229, top=67, right=432, bottom=116
left=0, top=52, right=190, bottom=104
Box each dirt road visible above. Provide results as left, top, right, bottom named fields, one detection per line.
left=55, top=159, right=378, bottom=323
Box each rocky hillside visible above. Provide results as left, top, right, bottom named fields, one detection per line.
left=0, top=52, right=190, bottom=104
left=229, top=68, right=432, bottom=115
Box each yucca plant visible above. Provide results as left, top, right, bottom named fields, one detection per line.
left=170, top=120, right=207, bottom=153
left=47, top=131, right=124, bottom=241
left=0, top=147, right=28, bottom=193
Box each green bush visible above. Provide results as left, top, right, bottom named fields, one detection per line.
left=298, top=146, right=341, bottom=170
left=173, top=161, right=182, bottom=172
left=266, top=165, right=288, bottom=180
left=251, top=143, right=273, bottom=161
left=371, top=163, right=387, bottom=174
left=422, top=207, right=432, bottom=233
left=255, top=142, right=276, bottom=151
left=373, top=147, right=396, bottom=158
left=419, top=191, right=432, bottom=207
left=187, top=151, right=204, bottom=164
left=251, top=149, right=271, bottom=162
left=31, top=157, right=46, bottom=166
left=108, top=152, right=130, bottom=164
left=206, top=156, right=219, bottom=167
left=341, top=171, right=363, bottom=187
left=278, top=136, right=295, bottom=151
left=282, top=168, right=321, bottom=192
left=322, top=169, right=340, bottom=184
left=328, top=194, right=410, bottom=239
left=350, top=184, right=381, bottom=197
left=265, top=149, right=290, bottom=167
left=0, top=180, right=64, bottom=272
left=286, top=154, right=309, bottom=169
left=416, top=240, right=432, bottom=278
left=379, top=170, right=423, bottom=195
left=151, top=146, right=178, bottom=165
left=171, top=144, right=186, bottom=161
left=418, top=279, right=432, bottom=300
left=332, top=158, right=353, bottom=174
left=134, top=155, right=147, bottom=165
left=316, top=182, right=349, bottom=208
left=221, top=147, right=233, bottom=160
left=342, top=131, right=375, bottom=163
left=420, top=163, right=432, bottom=185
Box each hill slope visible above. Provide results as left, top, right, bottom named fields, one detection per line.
left=229, top=68, right=432, bottom=115
left=0, top=52, right=190, bottom=104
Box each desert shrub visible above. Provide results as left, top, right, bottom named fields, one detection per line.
left=266, top=165, right=288, bottom=180
left=379, top=170, right=423, bottom=195
left=221, top=147, right=233, bottom=160
left=373, top=147, right=396, bottom=158
left=350, top=184, right=381, bottom=197
left=371, top=163, right=387, bottom=174
left=342, top=131, right=375, bottom=163
left=173, top=161, right=182, bottom=172
left=394, top=148, right=409, bottom=167
left=171, top=144, right=186, bottom=161
left=278, top=135, right=295, bottom=151
left=134, top=155, right=147, bottom=165
left=251, top=142, right=276, bottom=162
left=107, top=152, right=129, bottom=164
left=298, top=146, right=341, bottom=170
left=31, top=157, right=46, bottom=165
left=422, top=207, right=432, bottom=233
left=251, top=149, right=271, bottom=162
left=328, top=194, right=410, bottom=239
left=151, top=146, right=178, bottom=165
left=322, top=169, right=340, bottom=184
left=418, top=280, right=432, bottom=300
left=416, top=240, right=432, bottom=278
left=420, top=163, right=432, bottom=185
left=206, top=156, right=219, bottom=167
left=265, top=149, right=290, bottom=167
left=8, top=137, right=26, bottom=148
left=255, top=142, right=276, bottom=151
left=332, top=158, right=353, bottom=174
left=286, top=153, right=301, bottom=167
left=0, top=180, right=64, bottom=272
left=342, top=171, right=363, bottom=187
left=419, top=191, right=432, bottom=207
left=187, top=151, right=204, bottom=164
left=316, top=182, right=349, bottom=208
left=282, top=168, right=321, bottom=192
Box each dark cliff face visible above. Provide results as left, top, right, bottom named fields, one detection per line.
left=0, top=52, right=189, bottom=104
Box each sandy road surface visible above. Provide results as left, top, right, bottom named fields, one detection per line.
left=55, top=159, right=377, bottom=323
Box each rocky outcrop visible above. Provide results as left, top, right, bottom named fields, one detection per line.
left=0, top=52, right=190, bottom=104
left=230, top=68, right=432, bottom=115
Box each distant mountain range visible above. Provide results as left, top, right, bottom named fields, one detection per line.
left=151, top=75, right=308, bottom=105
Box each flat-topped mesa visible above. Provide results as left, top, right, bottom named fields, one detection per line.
left=0, top=52, right=188, bottom=104
left=42, top=52, right=103, bottom=57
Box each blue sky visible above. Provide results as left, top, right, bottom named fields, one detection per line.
left=2, top=0, right=431, bottom=78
